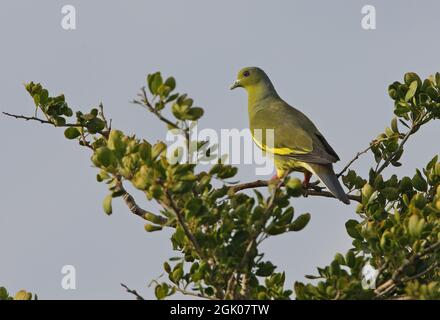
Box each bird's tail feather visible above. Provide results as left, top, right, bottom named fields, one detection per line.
left=307, top=163, right=350, bottom=205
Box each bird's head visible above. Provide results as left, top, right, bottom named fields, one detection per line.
left=230, top=67, right=269, bottom=90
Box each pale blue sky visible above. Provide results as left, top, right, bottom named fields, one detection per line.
left=1, top=0, right=439, bottom=299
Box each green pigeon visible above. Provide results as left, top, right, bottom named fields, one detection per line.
left=230, top=66, right=350, bottom=204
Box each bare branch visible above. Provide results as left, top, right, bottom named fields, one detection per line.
left=120, top=283, right=145, bottom=300
left=115, top=180, right=168, bottom=225
left=2, top=112, right=79, bottom=127
left=230, top=180, right=361, bottom=203
left=133, top=87, right=180, bottom=131
left=337, top=140, right=383, bottom=178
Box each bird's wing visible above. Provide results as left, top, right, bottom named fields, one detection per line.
left=250, top=100, right=339, bottom=164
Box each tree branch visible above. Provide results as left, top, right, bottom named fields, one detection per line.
left=2, top=112, right=80, bottom=127
left=173, top=285, right=219, bottom=300
left=2, top=111, right=105, bottom=150
left=226, top=178, right=285, bottom=299
left=133, top=87, right=180, bottom=131
left=337, top=140, right=383, bottom=178
left=113, top=179, right=168, bottom=225
left=230, top=180, right=361, bottom=203
left=374, top=241, right=440, bottom=298
left=164, top=190, right=205, bottom=259
left=120, top=283, right=145, bottom=300
left=375, top=128, right=415, bottom=175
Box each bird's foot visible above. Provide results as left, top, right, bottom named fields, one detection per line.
left=270, top=174, right=281, bottom=183
left=302, top=171, right=312, bottom=189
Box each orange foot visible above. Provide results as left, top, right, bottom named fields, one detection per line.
left=269, top=174, right=280, bottom=184
left=302, top=171, right=312, bottom=189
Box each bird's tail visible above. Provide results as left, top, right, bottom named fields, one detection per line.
left=307, top=163, right=350, bottom=205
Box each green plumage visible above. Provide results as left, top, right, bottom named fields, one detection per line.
left=231, top=67, right=350, bottom=204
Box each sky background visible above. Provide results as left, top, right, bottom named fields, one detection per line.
left=1, top=0, right=439, bottom=299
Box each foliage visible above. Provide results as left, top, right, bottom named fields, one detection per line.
left=4, top=71, right=439, bottom=300
left=295, top=72, right=440, bottom=300
left=0, top=287, right=36, bottom=300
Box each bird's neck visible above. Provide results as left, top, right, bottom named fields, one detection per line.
left=247, top=81, right=279, bottom=114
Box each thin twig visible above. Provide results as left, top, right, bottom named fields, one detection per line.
left=374, top=241, right=440, bottom=297
left=120, top=283, right=145, bottom=300
left=401, top=261, right=438, bottom=282
left=3, top=111, right=96, bottom=149
left=337, top=140, right=383, bottom=178
left=98, top=102, right=111, bottom=138
left=173, top=286, right=219, bottom=300
left=2, top=112, right=80, bottom=127
left=133, top=87, right=180, bottom=131
left=375, top=128, right=414, bottom=175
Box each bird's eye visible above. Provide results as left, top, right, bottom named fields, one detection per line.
left=243, top=71, right=250, bottom=77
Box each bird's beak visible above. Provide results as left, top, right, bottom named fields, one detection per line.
left=230, top=80, right=241, bottom=90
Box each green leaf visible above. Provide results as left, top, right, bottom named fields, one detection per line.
left=412, top=170, right=428, bottom=192
left=286, top=178, right=303, bottom=197
left=345, top=219, right=362, bottom=240
left=278, top=207, right=294, bottom=225
left=86, top=118, right=105, bottom=134
left=174, top=226, right=185, bottom=246
left=64, top=127, right=81, bottom=139
left=0, top=287, right=10, bottom=300
left=334, top=253, right=345, bottom=265
left=256, top=261, right=276, bottom=277
left=62, top=107, right=73, bottom=117
left=95, top=147, right=116, bottom=167
left=185, top=198, right=203, bottom=216
left=361, top=183, right=374, bottom=205
left=426, top=155, right=438, bottom=170
left=139, top=142, right=152, bottom=163
left=391, top=117, right=398, bottom=132
left=399, top=176, right=413, bottom=192
left=266, top=224, right=286, bottom=235
left=215, top=165, right=237, bottom=179
left=185, top=107, right=204, bottom=121
left=405, top=80, right=418, bottom=101
left=96, top=170, right=110, bottom=182
left=103, top=194, right=112, bottom=215
left=144, top=224, right=162, bottom=232
left=152, top=142, right=167, bottom=160
left=408, top=214, right=425, bottom=238
left=172, top=264, right=184, bottom=283
left=404, top=72, right=422, bottom=86
left=14, top=290, right=32, bottom=300
left=107, top=130, right=127, bottom=158
left=165, top=77, right=176, bottom=91
left=381, top=187, right=399, bottom=201
left=288, top=213, right=311, bottom=232
left=345, top=250, right=356, bottom=268
left=155, top=284, right=167, bottom=300
left=163, top=262, right=171, bottom=273
left=149, top=72, right=163, bottom=95
left=39, top=89, right=49, bottom=105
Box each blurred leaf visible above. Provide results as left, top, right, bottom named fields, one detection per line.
left=405, top=80, right=418, bottom=101
left=103, top=194, right=112, bottom=215
left=288, top=213, right=311, bottom=232
left=64, top=127, right=81, bottom=139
